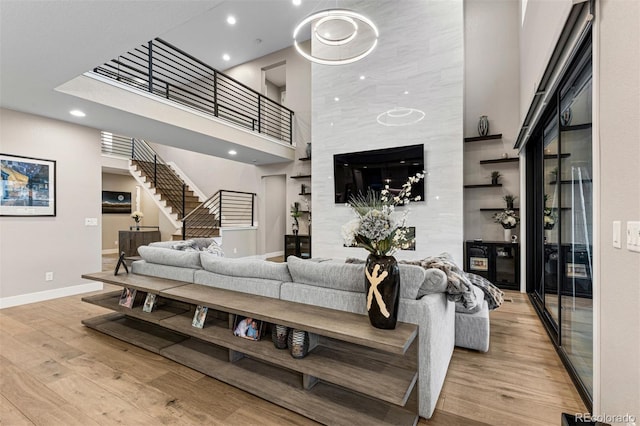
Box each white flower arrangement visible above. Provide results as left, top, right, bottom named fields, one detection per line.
left=493, top=209, right=519, bottom=229
left=341, top=171, right=424, bottom=256
left=131, top=210, right=144, bottom=223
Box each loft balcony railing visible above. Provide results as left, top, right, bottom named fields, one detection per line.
left=94, top=38, right=294, bottom=145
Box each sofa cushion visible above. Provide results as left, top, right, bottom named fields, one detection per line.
left=137, top=245, right=202, bottom=269
left=132, top=260, right=196, bottom=282
left=194, top=270, right=282, bottom=298
left=417, top=268, right=448, bottom=298
left=200, top=253, right=292, bottom=282
left=287, top=256, right=424, bottom=300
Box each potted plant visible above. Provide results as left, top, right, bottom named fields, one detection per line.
left=492, top=209, right=519, bottom=242
left=491, top=171, right=501, bottom=185
left=503, top=194, right=517, bottom=210
left=341, top=171, right=424, bottom=329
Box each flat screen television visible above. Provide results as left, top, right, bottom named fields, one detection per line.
left=333, top=144, right=424, bottom=204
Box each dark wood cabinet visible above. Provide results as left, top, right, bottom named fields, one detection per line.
left=119, top=230, right=161, bottom=257
left=284, top=234, right=311, bottom=259
left=464, top=240, right=519, bottom=290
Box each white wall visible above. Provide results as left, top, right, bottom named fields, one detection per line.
left=263, top=175, right=286, bottom=255
left=464, top=0, right=521, bottom=241
left=519, top=0, right=573, bottom=125
left=311, top=0, right=465, bottom=264
left=225, top=45, right=313, bottom=241
left=596, top=0, right=640, bottom=420
left=0, top=108, right=102, bottom=305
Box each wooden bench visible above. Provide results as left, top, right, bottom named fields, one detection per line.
left=81, top=271, right=419, bottom=425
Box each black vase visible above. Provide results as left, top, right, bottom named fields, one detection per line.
left=365, top=254, right=400, bottom=329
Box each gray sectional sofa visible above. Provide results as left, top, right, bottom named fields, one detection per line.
left=133, top=240, right=490, bottom=419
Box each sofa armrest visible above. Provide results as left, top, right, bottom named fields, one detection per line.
left=399, top=293, right=455, bottom=419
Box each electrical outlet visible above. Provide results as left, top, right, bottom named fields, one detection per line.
left=45, top=272, right=54, bottom=281
left=84, top=217, right=98, bottom=226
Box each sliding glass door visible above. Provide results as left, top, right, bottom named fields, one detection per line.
left=527, top=39, right=593, bottom=403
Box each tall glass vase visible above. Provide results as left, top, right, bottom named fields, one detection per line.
left=364, top=254, right=400, bottom=329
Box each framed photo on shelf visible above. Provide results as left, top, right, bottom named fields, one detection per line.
left=142, top=293, right=157, bottom=313
left=0, top=153, right=56, bottom=216
left=118, top=288, right=138, bottom=308
left=469, top=256, right=489, bottom=272
left=233, top=315, right=264, bottom=341
left=192, top=305, right=208, bottom=329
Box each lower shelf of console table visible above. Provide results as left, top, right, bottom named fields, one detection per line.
left=81, top=272, right=419, bottom=425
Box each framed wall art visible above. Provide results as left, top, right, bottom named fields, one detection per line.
left=102, top=190, right=132, bottom=214
left=0, top=153, right=56, bottom=216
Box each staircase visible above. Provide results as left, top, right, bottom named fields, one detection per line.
left=102, top=132, right=254, bottom=240
left=127, top=138, right=220, bottom=239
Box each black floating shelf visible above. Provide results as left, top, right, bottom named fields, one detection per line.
left=480, top=157, right=519, bottom=165
left=549, top=179, right=592, bottom=185
left=560, top=123, right=592, bottom=131
left=543, top=153, right=571, bottom=160
left=464, top=134, right=503, bottom=143
left=464, top=184, right=503, bottom=188
left=299, top=157, right=311, bottom=161
left=480, top=208, right=520, bottom=212
left=290, top=175, right=311, bottom=179
left=299, top=193, right=311, bottom=196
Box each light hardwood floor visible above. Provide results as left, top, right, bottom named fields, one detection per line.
left=0, top=257, right=586, bottom=425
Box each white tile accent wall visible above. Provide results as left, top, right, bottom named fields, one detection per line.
left=311, top=0, right=464, bottom=265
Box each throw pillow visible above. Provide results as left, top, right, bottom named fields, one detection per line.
left=171, top=239, right=198, bottom=251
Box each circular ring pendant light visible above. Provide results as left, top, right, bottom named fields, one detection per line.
left=293, top=9, right=379, bottom=65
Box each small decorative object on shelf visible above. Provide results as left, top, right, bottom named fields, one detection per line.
left=491, top=171, right=501, bottom=185
left=233, top=316, right=263, bottom=340
left=290, top=202, right=301, bottom=235
left=143, top=293, right=157, bottom=313
left=305, top=142, right=312, bottom=159
left=342, top=171, right=424, bottom=329
left=503, top=194, right=517, bottom=210
left=560, top=107, right=572, bottom=126
left=131, top=210, right=143, bottom=231
left=288, top=329, right=309, bottom=359
left=501, top=153, right=509, bottom=159
left=478, top=115, right=489, bottom=136
left=271, top=324, right=289, bottom=349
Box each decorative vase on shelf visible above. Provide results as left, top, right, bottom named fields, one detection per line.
left=135, top=221, right=140, bottom=231
left=271, top=324, right=289, bottom=349
left=478, top=115, right=489, bottom=136
left=288, top=329, right=309, bottom=358
left=506, top=201, right=514, bottom=210
left=503, top=228, right=512, bottom=242
left=365, top=254, right=400, bottom=330
left=305, top=142, right=312, bottom=159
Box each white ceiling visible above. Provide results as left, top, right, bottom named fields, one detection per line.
left=0, top=0, right=322, bottom=163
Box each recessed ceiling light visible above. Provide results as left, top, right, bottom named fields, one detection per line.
left=70, top=109, right=85, bottom=117
left=292, top=0, right=301, bottom=5
left=228, top=150, right=237, bottom=155
left=404, top=90, right=409, bottom=95
left=222, top=53, right=230, bottom=61
left=334, top=97, right=340, bottom=102
left=359, top=75, right=366, bottom=80
left=226, top=15, right=236, bottom=25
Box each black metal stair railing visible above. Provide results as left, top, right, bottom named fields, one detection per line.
left=94, top=38, right=294, bottom=145
left=129, top=138, right=192, bottom=220
left=182, top=190, right=255, bottom=239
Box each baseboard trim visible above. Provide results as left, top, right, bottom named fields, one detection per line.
left=0, top=282, right=104, bottom=309
left=102, top=248, right=119, bottom=255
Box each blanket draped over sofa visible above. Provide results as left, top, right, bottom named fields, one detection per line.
left=348, top=254, right=504, bottom=310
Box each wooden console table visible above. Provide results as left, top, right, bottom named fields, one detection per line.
left=81, top=271, right=419, bottom=425
left=118, top=229, right=161, bottom=257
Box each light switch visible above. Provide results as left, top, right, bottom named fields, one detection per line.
left=85, top=217, right=98, bottom=226
left=627, top=221, right=640, bottom=253
left=613, top=221, right=621, bottom=248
